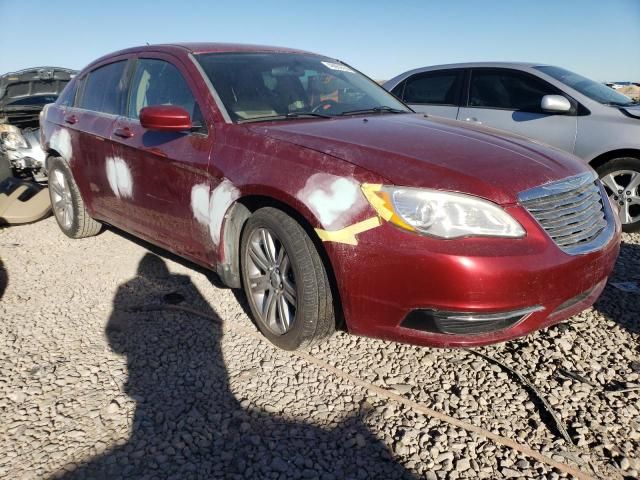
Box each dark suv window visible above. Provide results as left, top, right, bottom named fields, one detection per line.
left=80, top=61, right=127, bottom=114
left=127, top=58, right=202, bottom=125
left=469, top=69, right=557, bottom=112
left=403, top=71, right=463, bottom=105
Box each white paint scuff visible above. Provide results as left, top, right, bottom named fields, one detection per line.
left=297, top=173, right=365, bottom=229
left=105, top=156, right=133, bottom=199
left=50, top=128, right=72, bottom=162
left=191, top=184, right=211, bottom=225
left=191, top=180, right=240, bottom=247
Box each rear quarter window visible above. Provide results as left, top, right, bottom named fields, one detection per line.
left=79, top=61, right=128, bottom=114
left=403, top=71, right=463, bottom=105
left=57, top=79, right=78, bottom=107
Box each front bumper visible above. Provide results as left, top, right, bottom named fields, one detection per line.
left=328, top=203, right=621, bottom=348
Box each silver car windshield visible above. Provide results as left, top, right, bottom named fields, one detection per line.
left=195, top=52, right=411, bottom=122
left=536, top=66, right=636, bottom=106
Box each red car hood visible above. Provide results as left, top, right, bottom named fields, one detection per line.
left=248, top=114, right=588, bottom=205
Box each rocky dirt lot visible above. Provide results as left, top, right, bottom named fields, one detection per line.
left=1, top=218, right=639, bottom=480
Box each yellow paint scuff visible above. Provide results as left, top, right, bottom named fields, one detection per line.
left=315, top=183, right=397, bottom=245
left=315, top=217, right=381, bottom=245
left=360, top=183, right=393, bottom=221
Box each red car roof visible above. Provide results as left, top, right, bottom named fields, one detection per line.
left=83, top=42, right=324, bottom=72
left=161, top=42, right=316, bottom=55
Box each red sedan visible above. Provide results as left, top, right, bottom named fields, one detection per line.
left=40, top=43, right=621, bottom=350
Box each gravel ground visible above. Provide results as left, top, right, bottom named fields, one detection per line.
left=1, top=217, right=638, bottom=479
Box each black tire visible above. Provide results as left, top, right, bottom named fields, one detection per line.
left=596, top=157, right=640, bottom=233
left=240, top=207, right=334, bottom=350
left=47, top=156, right=101, bottom=238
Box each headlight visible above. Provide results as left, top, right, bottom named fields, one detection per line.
left=1, top=131, right=28, bottom=150
left=363, top=184, right=525, bottom=239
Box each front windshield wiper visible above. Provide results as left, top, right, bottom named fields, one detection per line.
left=238, top=112, right=331, bottom=123
left=338, top=106, right=409, bottom=116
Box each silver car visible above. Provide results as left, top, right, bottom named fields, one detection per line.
left=384, top=63, right=640, bottom=232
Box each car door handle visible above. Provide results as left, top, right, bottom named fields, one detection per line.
left=113, top=127, right=134, bottom=139
left=64, top=115, right=78, bottom=125
left=463, top=117, right=482, bottom=124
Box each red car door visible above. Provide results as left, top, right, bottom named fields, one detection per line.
left=70, top=57, right=133, bottom=221
left=109, top=54, right=214, bottom=261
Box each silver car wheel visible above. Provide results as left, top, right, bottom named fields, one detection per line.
left=50, top=168, right=73, bottom=229
left=246, top=228, right=297, bottom=335
left=601, top=170, right=640, bottom=225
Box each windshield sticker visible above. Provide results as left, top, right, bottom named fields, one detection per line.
left=321, top=61, right=354, bottom=73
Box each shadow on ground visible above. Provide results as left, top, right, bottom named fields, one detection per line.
left=107, top=226, right=229, bottom=289
left=594, top=240, right=640, bottom=335
left=0, top=257, right=7, bottom=300
left=108, top=225, right=349, bottom=333
left=56, top=253, right=414, bottom=480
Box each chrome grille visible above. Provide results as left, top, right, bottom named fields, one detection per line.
left=519, top=172, right=611, bottom=255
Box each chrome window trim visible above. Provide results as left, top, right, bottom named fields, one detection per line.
left=188, top=53, right=232, bottom=124
left=63, top=106, right=120, bottom=120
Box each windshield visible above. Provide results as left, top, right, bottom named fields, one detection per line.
left=195, top=52, right=410, bottom=122
left=535, top=66, right=635, bottom=106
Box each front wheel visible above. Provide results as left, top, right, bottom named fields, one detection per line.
left=597, top=157, right=640, bottom=233
left=240, top=207, right=335, bottom=350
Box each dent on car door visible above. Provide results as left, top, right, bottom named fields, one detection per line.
left=396, top=70, right=463, bottom=119
left=71, top=59, right=130, bottom=220
left=457, top=69, right=578, bottom=152
left=109, top=56, right=213, bottom=259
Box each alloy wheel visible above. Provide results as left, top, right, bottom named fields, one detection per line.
left=49, top=168, right=73, bottom=229
left=601, top=170, right=640, bottom=226
left=246, top=228, right=297, bottom=335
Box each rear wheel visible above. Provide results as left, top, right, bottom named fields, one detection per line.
left=48, top=156, right=101, bottom=238
left=597, top=157, right=640, bottom=233
left=240, top=207, right=334, bottom=350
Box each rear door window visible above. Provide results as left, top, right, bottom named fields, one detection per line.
left=127, top=58, right=203, bottom=126
left=403, top=70, right=463, bottom=105
left=469, top=69, right=558, bottom=112
left=79, top=61, right=127, bottom=114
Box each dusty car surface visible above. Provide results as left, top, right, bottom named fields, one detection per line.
left=0, top=67, right=76, bottom=225
left=384, top=63, right=640, bottom=232
left=40, top=43, right=621, bottom=350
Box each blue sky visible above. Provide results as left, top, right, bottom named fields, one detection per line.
left=1, top=0, right=639, bottom=81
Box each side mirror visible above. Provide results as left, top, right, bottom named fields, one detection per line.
left=541, top=95, right=571, bottom=113
left=139, top=105, right=192, bottom=132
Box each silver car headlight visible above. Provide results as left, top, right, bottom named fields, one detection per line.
left=364, top=185, right=525, bottom=239
left=1, top=131, right=28, bottom=150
